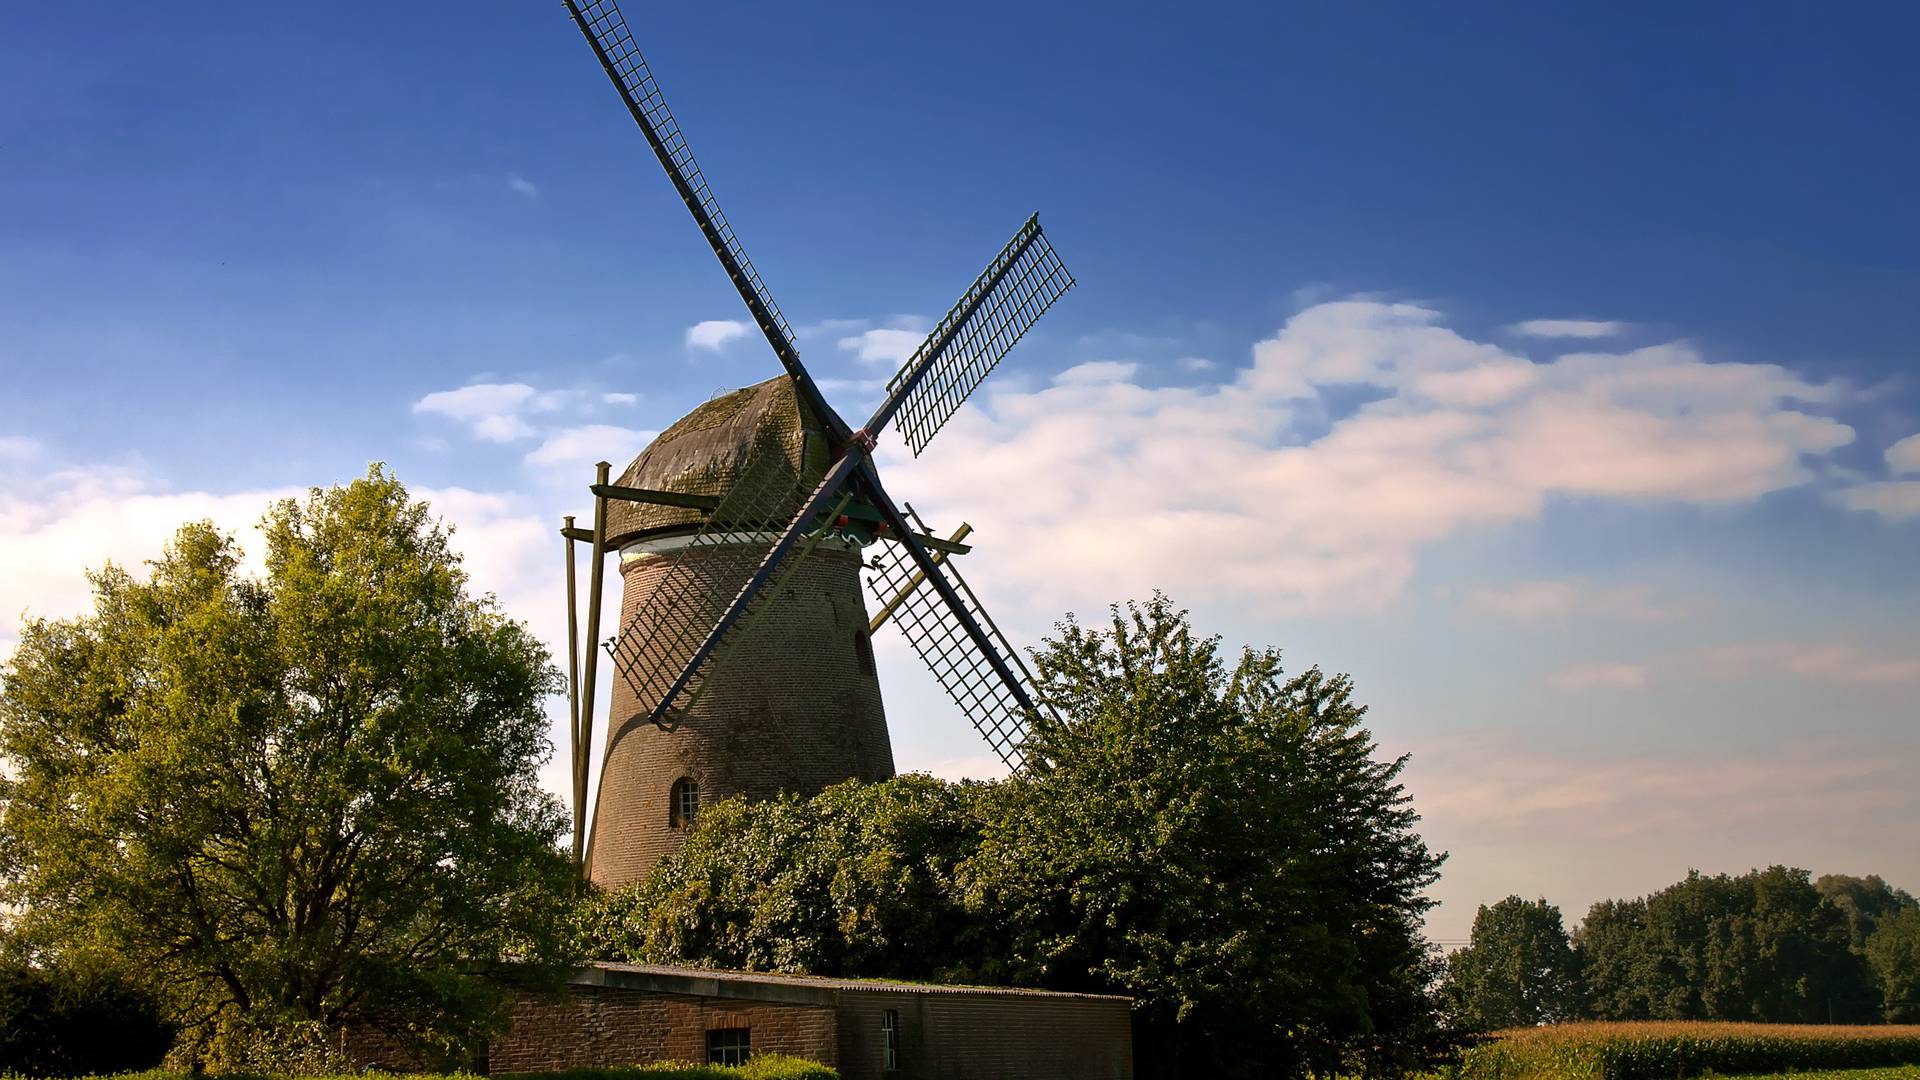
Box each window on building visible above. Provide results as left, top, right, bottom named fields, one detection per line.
left=882, top=1009, right=900, bottom=1071
left=670, top=777, right=700, bottom=829
left=854, top=627, right=877, bottom=677
left=707, top=1028, right=750, bottom=1066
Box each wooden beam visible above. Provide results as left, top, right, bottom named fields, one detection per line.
left=869, top=523, right=974, bottom=633
left=575, top=463, right=612, bottom=881
left=589, top=483, right=720, bottom=512
left=562, top=516, right=583, bottom=868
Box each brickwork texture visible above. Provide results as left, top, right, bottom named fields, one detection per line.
left=588, top=541, right=894, bottom=890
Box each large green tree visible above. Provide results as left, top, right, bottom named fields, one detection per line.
left=1865, top=907, right=1920, bottom=1022
left=0, top=467, right=575, bottom=1059
left=1441, top=896, right=1582, bottom=1030
left=1575, top=867, right=1874, bottom=1023
left=966, top=596, right=1445, bottom=1078
left=1817, top=874, right=1919, bottom=951
left=588, top=596, right=1448, bottom=1079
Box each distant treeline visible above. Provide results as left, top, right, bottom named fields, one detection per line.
left=1441, top=867, right=1920, bottom=1031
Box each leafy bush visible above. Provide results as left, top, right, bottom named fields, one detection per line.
left=1454, top=1022, right=1920, bottom=1080
left=0, top=961, right=174, bottom=1076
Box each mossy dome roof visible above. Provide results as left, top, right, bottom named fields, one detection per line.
left=606, top=375, right=832, bottom=544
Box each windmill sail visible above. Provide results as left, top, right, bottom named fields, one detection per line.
left=607, top=437, right=813, bottom=730
left=887, top=215, right=1075, bottom=456
left=864, top=509, right=1045, bottom=771
left=562, top=0, right=843, bottom=431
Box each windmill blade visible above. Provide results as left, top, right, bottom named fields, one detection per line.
left=885, top=214, right=1075, bottom=457
left=609, top=437, right=841, bottom=730
left=863, top=503, right=1046, bottom=771
left=622, top=447, right=869, bottom=730
left=561, top=0, right=846, bottom=436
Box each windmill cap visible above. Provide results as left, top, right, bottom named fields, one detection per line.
left=605, top=375, right=832, bottom=546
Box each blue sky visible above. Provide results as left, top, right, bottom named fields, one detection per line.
left=3, top=3, right=1918, bottom=942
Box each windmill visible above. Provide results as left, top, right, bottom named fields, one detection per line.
left=556, top=0, right=1075, bottom=886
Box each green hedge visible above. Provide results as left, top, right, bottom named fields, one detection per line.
left=66, top=1055, right=836, bottom=1080
left=1453, top=1023, right=1920, bottom=1080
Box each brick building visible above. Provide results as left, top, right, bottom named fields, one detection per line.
left=491, top=962, right=1133, bottom=1080
left=587, top=376, right=895, bottom=890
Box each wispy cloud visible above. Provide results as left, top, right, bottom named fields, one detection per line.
left=887, top=299, right=1854, bottom=615
left=1548, top=662, right=1651, bottom=691
left=412, top=382, right=566, bottom=442
left=0, top=436, right=44, bottom=463
left=1507, top=318, right=1629, bottom=339
left=523, top=424, right=657, bottom=480
left=1468, top=579, right=1679, bottom=622
left=1176, top=356, right=1217, bottom=372
left=602, top=392, right=638, bottom=406
left=686, top=319, right=749, bottom=352
left=1888, top=433, right=1920, bottom=475
left=1552, top=640, right=1920, bottom=693
left=837, top=318, right=930, bottom=368
left=505, top=173, right=540, bottom=200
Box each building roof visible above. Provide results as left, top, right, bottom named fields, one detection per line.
left=604, top=375, right=832, bottom=546
left=573, top=961, right=1132, bottom=1006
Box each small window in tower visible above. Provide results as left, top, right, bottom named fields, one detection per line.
left=707, top=1027, right=750, bottom=1066
left=670, top=777, right=700, bottom=829
left=882, top=1009, right=900, bottom=1071
left=854, top=627, right=877, bottom=676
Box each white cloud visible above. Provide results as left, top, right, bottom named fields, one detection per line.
left=1507, top=318, right=1629, bottom=339
left=1886, top=433, right=1920, bottom=476
left=1838, top=480, right=1920, bottom=521
left=1054, top=360, right=1138, bottom=386
left=0, top=436, right=42, bottom=463
left=883, top=300, right=1854, bottom=614
left=1548, top=662, right=1650, bottom=691
left=1176, top=356, right=1216, bottom=372
left=686, top=319, right=749, bottom=352
left=838, top=327, right=927, bottom=368
left=413, top=382, right=565, bottom=443
left=506, top=173, right=539, bottom=200
left=1469, top=580, right=1678, bottom=622
left=523, top=424, right=658, bottom=480
left=602, top=392, right=638, bottom=406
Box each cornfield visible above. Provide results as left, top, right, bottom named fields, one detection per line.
left=1454, top=1022, right=1920, bottom=1080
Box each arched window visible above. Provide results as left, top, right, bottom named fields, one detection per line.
left=854, top=627, right=877, bottom=677
left=670, top=777, right=700, bottom=828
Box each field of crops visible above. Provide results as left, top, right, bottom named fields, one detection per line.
left=1452, top=1022, right=1920, bottom=1080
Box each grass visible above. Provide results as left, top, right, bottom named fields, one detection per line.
left=1451, top=1022, right=1920, bottom=1080
left=1726, top=1069, right=1920, bottom=1080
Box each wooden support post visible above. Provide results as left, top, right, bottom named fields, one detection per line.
left=563, top=515, right=583, bottom=867
left=575, top=462, right=612, bottom=880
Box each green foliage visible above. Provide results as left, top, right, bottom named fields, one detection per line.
left=0, top=959, right=174, bottom=1076
left=585, top=595, right=1447, bottom=1079
left=1573, top=867, right=1875, bottom=1023
left=581, top=774, right=991, bottom=979
left=1451, top=1022, right=1920, bottom=1080
left=969, top=595, right=1446, bottom=1078
left=1867, top=908, right=1920, bottom=1023
left=0, top=466, right=577, bottom=1061
left=1818, top=876, right=1920, bottom=952
left=1443, top=897, right=1583, bottom=1031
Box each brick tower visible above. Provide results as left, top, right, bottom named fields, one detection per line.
left=585, top=376, right=894, bottom=890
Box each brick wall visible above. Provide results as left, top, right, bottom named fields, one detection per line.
left=587, top=542, right=894, bottom=891
left=490, top=985, right=838, bottom=1073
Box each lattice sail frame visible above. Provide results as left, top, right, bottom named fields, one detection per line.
left=887, top=215, right=1075, bottom=457
left=864, top=511, right=1048, bottom=770
left=566, top=0, right=802, bottom=358
left=607, top=431, right=812, bottom=731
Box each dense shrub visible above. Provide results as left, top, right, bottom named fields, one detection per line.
left=0, top=961, right=174, bottom=1076
left=1454, top=1021, right=1920, bottom=1080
